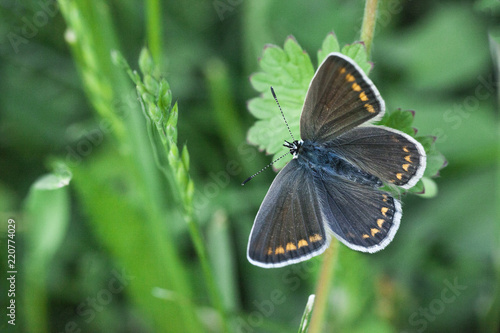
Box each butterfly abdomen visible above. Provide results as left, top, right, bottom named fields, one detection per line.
left=298, top=140, right=382, bottom=187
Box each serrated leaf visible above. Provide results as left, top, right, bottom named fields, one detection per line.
left=247, top=37, right=314, bottom=169
left=317, top=32, right=341, bottom=64
left=423, top=149, right=446, bottom=178
left=249, top=73, right=278, bottom=92
left=341, top=42, right=372, bottom=74
left=416, top=135, right=436, bottom=152
left=378, top=109, right=415, bottom=135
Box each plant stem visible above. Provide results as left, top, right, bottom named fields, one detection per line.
left=186, top=214, right=231, bottom=332
left=145, top=0, right=163, bottom=69
left=360, top=0, right=379, bottom=56
left=308, top=241, right=339, bottom=333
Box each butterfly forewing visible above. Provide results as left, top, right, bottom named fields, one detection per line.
left=300, top=53, right=385, bottom=143
left=247, top=159, right=329, bottom=268
left=327, top=126, right=426, bottom=189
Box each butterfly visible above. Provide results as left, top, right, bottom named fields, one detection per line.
left=247, top=52, right=426, bottom=268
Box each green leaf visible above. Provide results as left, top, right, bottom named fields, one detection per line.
left=377, top=109, right=415, bottom=135
left=408, top=178, right=425, bottom=194
left=424, top=149, right=447, bottom=178
left=415, top=135, right=447, bottom=179
left=298, top=294, right=316, bottom=333
left=207, top=210, right=239, bottom=314
left=23, top=168, right=71, bottom=333
left=419, top=177, right=438, bottom=198
left=247, top=37, right=314, bottom=169
left=317, top=32, right=341, bottom=64
left=25, top=169, right=71, bottom=262
left=32, top=169, right=72, bottom=190
left=71, top=149, right=204, bottom=333
left=341, top=42, right=372, bottom=75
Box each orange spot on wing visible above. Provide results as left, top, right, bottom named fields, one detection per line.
left=275, top=246, right=285, bottom=255
left=362, top=234, right=370, bottom=239
left=340, top=67, right=346, bottom=74
left=396, top=173, right=403, bottom=180
left=405, top=155, right=412, bottom=163
left=381, top=207, right=389, bottom=216
left=377, top=219, right=385, bottom=228
left=403, top=146, right=409, bottom=153
left=267, top=247, right=273, bottom=255
left=359, top=92, right=368, bottom=101
left=371, top=228, right=380, bottom=237
left=402, top=164, right=410, bottom=171
left=352, top=83, right=361, bottom=91
left=309, top=234, right=322, bottom=242
left=346, top=73, right=355, bottom=82
left=298, top=239, right=308, bottom=248
left=286, top=242, right=297, bottom=251
left=364, top=103, right=375, bottom=113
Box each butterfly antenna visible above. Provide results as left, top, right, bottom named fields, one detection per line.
left=241, top=151, right=291, bottom=186
left=271, top=87, right=295, bottom=141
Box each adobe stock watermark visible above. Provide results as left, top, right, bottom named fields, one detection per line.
left=193, top=142, right=257, bottom=212
left=407, top=277, right=467, bottom=332
left=7, top=0, right=59, bottom=54
left=65, top=90, right=137, bottom=167
left=57, top=268, right=135, bottom=333
left=431, top=73, right=496, bottom=144
left=213, top=0, right=243, bottom=21
left=235, top=259, right=318, bottom=332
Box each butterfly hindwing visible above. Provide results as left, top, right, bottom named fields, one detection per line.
left=314, top=172, right=401, bottom=253
left=326, top=126, right=426, bottom=189
left=247, top=159, right=329, bottom=268
left=300, top=53, right=385, bottom=143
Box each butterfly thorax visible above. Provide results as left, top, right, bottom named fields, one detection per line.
left=293, top=139, right=382, bottom=187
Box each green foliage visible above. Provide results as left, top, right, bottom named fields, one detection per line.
left=55, top=1, right=207, bottom=332
left=114, top=48, right=194, bottom=211
left=113, top=47, right=229, bottom=332
left=23, top=164, right=71, bottom=333
left=297, top=294, right=315, bottom=333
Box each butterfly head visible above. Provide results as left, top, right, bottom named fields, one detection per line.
left=283, top=140, right=303, bottom=159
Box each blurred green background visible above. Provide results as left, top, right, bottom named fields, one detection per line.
left=0, top=0, right=499, bottom=332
